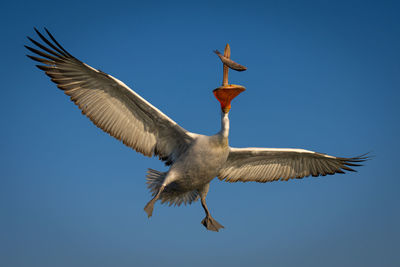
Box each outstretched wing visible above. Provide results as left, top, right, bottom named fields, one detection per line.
left=26, top=28, right=196, bottom=165
left=218, top=147, right=368, bottom=183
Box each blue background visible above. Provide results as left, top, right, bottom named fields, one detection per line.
left=1, top=0, right=399, bottom=266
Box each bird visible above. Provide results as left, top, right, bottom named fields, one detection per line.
left=26, top=28, right=367, bottom=232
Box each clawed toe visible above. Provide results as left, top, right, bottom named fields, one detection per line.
left=201, top=216, right=224, bottom=232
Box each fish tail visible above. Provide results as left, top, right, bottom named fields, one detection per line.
left=214, top=49, right=221, bottom=55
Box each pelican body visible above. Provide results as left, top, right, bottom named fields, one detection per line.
left=26, top=29, right=367, bottom=232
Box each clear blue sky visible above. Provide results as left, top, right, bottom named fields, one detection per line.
left=1, top=0, right=399, bottom=266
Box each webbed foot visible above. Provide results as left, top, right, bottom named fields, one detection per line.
left=144, top=199, right=156, bottom=218
left=144, top=185, right=165, bottom=218
left=201, top=216, right=225, bottom=232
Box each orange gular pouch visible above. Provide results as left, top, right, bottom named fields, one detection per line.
left=213, top=84, right=246, bottom=113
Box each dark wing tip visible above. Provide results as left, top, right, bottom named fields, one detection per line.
left=342, top=165, right=357, bottom=172
left=336, top=152, right=371, bottom=173
left=26, top=27, right=79, bottom=65
left=34, top=27, right=40, bottom=35
left=339, top=152, right=371, bottom=162
left=43, top=28, right=73, bottom=57
left=350, top=153, right=371, bottom=162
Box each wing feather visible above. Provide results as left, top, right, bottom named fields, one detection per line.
left=26, top=28, right=195, bottom=165
left=218, top=147, right=368, bottom=183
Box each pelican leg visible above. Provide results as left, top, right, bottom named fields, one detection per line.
left=144, top=185, right=165, bottom=218
left=199, top=184, right=224, bottom=232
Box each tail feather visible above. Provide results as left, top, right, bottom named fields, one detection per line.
left=146, top=169, right=199, bottom=207
left=146, top=168, right=166, bottom=195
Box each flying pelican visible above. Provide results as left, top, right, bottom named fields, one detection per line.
left=26, top=29, right=367, bottom=232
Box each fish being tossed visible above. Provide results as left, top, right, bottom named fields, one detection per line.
left=214, top=49, right=247, bottom=71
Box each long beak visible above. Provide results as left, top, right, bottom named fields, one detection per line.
left=213, top=85, right=246, bottom=113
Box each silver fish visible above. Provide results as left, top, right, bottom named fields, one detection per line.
left=214, top=49, right=247, bottom=71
